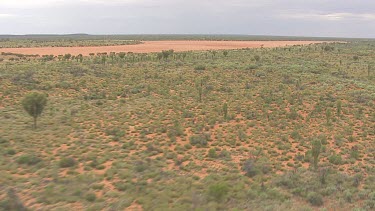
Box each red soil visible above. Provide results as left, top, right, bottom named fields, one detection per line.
left=0, top=40, right=329, bottom=56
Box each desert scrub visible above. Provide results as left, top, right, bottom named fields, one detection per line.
left=59, top=157, right=77, bottom=168
left=17, top=154, right=42, bottom=165
left=307, top=192, right=324, bottom=206
left=189, top=133, right=210, bottom=147
left=208, top=182, right=229, bottom=201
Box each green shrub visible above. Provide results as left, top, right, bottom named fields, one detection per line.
left=245, top=64, right=258, bottom=71
left=0, top=189, right=28, bottom=210
left=85, top=193, right=97, bottom=202
left=329, top=153, right=342, bottom=165
left=291, top=131, right=301, bottom=140
left=218, top=150, right=231, bottom=160
left=364, top=192, right=375, bottom=209
left=189, top=134, right=209, bottom=147
left=343, top=190, right=353, bottom=203
left=105, top=128, right=125, bottom=140
left=255, top=71, right=266, bottom=77
left=243, top=159, right=259, bottom=177
left=59, top=157, right=76, bottom=168
left=208, top=183, right=229, bottom=201
left=207, top=148, right=217, bottom=158
left=134, top=161, right=147, bottom=172
left=307, top=192, right=323, bottom=206
left=319, top=135, right=328, bottom=145
left=0, top=137, right=7, bottom=144
left=17, top=154, right=42, bottom=165
left=194, top=65, right=206, bottom=71
left=350, top=148, right=360, bottom=160
left=6, top=149, right=16, bottom=155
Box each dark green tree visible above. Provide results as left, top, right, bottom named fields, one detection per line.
left=156, top=53, right=163, bottom=61
left=195, top=76, right=209, bottom=102
left=161, top=49, right=174, bottom=60
left=77, top=54, right=83, bottom=63
left=63, top=53, right=71, bottom=60
left=21, top=92, right=47, bottom=129
left=326, top=108, right=332, bottom=125
left=311, top=139, right=322, bottom=170
left=118, top=52, right=126, bottom=59
left=223, top=102, right=228, bottom=119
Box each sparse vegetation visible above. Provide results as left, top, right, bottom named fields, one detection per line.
left=0, top=37, right=374, bottom=210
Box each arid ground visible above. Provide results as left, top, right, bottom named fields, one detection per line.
left=1, top=40, right=374, bottom=211
left=0, top=40, right=329, bottom=56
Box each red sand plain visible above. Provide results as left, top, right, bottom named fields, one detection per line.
left=0, top=40, right=329, bottom=56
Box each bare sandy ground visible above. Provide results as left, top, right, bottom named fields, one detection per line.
left=0, top=40, right=329, bottom=56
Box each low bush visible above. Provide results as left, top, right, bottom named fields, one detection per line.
left=59, top=157, right=77, bottom=168
left=17, top=154, right=42, bottom=165
left=208, top=183, right=229, bottom=201
left=207, top=148, right=217, bottom=158
left=85, top=192, right=97, bottom=202
left=194, top=65, right=206, bottom=71
left=329, top=153, right=343, bottom=165
left=307, top=192, right=323, bottom=206
left=189, top=134, right=209, bottom=147
left=243, top=159, right=260, bottom=177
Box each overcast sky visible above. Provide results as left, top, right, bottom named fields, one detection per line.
left=1, top=0, right=375, bottom=38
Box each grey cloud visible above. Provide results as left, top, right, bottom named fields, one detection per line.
left=0, top=0, right=374, bottom=37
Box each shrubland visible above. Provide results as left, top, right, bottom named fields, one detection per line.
left=0, top=41, right=374, bottom=210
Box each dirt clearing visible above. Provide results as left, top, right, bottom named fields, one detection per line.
left=0, top=40, right=330, bottom=56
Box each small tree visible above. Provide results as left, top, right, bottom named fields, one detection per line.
left=337, top=100, right=342, bottom=118
left=101, top=55, right=106, bottom=65
left=118, top=52, right=126, bottom=59
left=325, top=108, right=331, bottom=125
left=223, top=102, right=228, bottom=119
left=211, top=50, right=217, bottom=59
left=63, top=53, right=71, bottom=60
left=319, top=167, right=329, bottom=184
left=311, top=139, right=322, bottom=170
left=243, top=159, right=259, bottom=177
left=110, top=52, right=116, bottom=63
left=195, top=76, right=209, bottom=102
left=223, top=50, right=228, bottom=57
left=181, top=52, right=187, bottom=60
left=77, top=54, right=83, bottom=63
left=5, top=188, right=28, bottom=210
left=22, top=92, right=47, bottom=129
left=197, top=81, right=203, bottom=102
left=156, top=53, right=163, bottom=61
left=368, top=64, right=371, bottom=77
left=162, top=49, right=174, bottom=60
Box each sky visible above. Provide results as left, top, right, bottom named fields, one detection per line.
left=1, top=0, right=375, bottom=38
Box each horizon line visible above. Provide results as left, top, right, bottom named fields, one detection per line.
left=0, top=33, right=374, bottom=40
